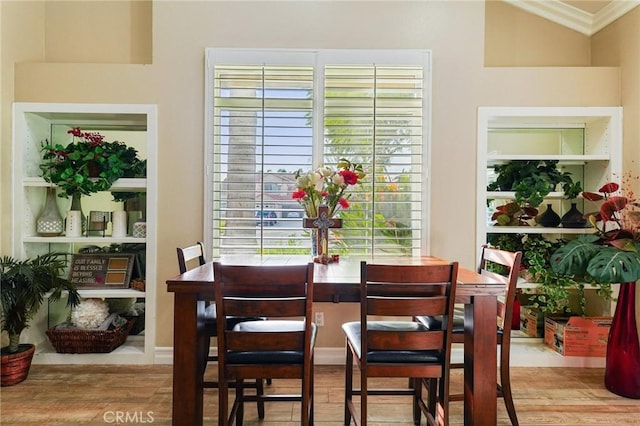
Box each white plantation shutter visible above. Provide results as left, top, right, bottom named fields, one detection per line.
left=205, top=49, right=430, bottom=257
left=322, top=61, right=426, bottom=255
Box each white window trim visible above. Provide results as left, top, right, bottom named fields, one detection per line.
left=204, top=48, right=432, bottom=256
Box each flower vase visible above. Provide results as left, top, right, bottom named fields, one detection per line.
left=69, top=193, right=86, bottom=235
left=36, top=187, right=64, bottom=236
left=561, top=202, right=586, bottom=228
left=605, top=282, right=640, bottom=398
left=538, top=204, right=561, bottom=227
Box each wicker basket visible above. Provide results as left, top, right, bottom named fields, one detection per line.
left=46, top=319, right=135, bottom=354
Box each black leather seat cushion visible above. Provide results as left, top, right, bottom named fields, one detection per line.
left=415, top=315, right=464, bottom=334
left=342, top=321, right=443, bottom=364
left=202, top=304, right=266, bottom=334
left=226, top=320, right=317, bottom=364
left=416, top=314, right=503, bottom=337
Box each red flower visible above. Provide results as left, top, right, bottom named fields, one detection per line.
left=292, top=189, right=307, bottom=200
left=68, top=127, right=83, bottom=137
left=340, top=169, right=358, bottom=185
left=339, top=198, right=349, bottom=209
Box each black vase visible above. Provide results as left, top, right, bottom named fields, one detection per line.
left=561, top=203, right=586, bottom=228
left=538, top=204, right=561, bottom=227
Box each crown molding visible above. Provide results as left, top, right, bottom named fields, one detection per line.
left=504, top=0, right=640, bottom=36
left=592, top=0, right=640, bottom=34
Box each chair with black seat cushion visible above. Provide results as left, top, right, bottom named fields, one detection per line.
left=343, top=261, right=458, bottom=426
left=214, top=261, right=316, bottom=426
left=415, top=245, right=522, bottom=426
left=176, top=242, right=266, bottom=418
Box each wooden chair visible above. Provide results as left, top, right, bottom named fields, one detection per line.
left=416, top=246, right=523, bottom=426
left=176, top=243, right=266, bottom=418
left=213, top=261, right=316, bottom=426
left=342, top=261, right=458, bottom=426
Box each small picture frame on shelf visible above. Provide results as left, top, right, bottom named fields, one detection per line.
left=68, top=253, right=135, bottom=289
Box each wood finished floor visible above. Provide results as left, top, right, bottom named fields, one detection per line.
left=1, top=365, right=639, bottom=425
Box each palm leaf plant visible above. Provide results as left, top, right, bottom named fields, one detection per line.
left=1, top=253, right=80, bottom=354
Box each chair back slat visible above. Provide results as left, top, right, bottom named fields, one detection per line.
left=226, top=331, right=305, bottom=351
left=217, top=265, right=310, bottom=298
left=367, top=295, right=447, bottom=317
left=368, top=330, right=444, bottom=351
left=365, top=263, right=455, bottom=285
left=224, top=297, right=307, bottom=318
left=176, top=242, right=206, bottom=273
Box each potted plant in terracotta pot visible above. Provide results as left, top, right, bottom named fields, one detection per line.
left=1, top=253, right=80, bottom=386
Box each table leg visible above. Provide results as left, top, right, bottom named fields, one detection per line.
left=172, top=293, right=204, bottom=426
left=464, top=294, right=497, bottom=426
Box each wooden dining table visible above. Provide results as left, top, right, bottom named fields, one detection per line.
left=166, top=255, right=504, bottom=426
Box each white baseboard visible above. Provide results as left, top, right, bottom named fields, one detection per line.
left=154, top=339, right=605, bottom=367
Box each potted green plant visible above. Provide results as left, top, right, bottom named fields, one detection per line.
left=488, top=160, right=581, bottom=207
left=40, top=127, right=146, bottom=198
left=487, top=233, right=605, bottom=315
left=551, top=181, right=640, bottom=283
left=550, top=179, right=640, bottom=398
left=1, top=253, right=80, bottom=386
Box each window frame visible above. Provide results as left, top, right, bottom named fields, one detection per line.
left=204, top=48, right=432, bottom=257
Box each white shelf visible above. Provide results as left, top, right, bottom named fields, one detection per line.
left=476, top=106, right=621, bottom=344
left=78, top=289, right=146, bottom=298
left=477, top=106, right=622, bottom=254
left=12, top=102, right=157, bottom=365
left=24, top=236, right=146, bottom=243
left=32, top=337, right=147, bottom=365
left=487, top=154, right=609, bottom=165
left=22, top=177, right=147, bottom=190
left=46, top=288, right=146, bottom=298
left=487, top=191, right=567, bottom=199
left=486, top=226, right=596, bottom=234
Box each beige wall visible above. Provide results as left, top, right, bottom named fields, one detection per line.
left=1, top=1, right=634, bottom=351
left=592, top=6, right=640, bottom=183
left=485, top=0, right=592, bottom=66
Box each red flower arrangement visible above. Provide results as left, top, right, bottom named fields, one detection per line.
left=292, top=158, right=365, bottom=218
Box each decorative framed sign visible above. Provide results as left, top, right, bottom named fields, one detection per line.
left=68, top=253, right=135, bottom=289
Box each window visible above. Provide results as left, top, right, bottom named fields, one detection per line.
left=205, top=49, right=431, bottom=257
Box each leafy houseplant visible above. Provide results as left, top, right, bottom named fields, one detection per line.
left=1, top=253, right=80, bottom=386
left=551, top=181, right=640, bottom=284
left=40, top=127, right=146, bottom=198
left=550, top=178, right=640, bottom=399
left=490, top=201, right=539, bottom=226
left=487, top=233, right=604, bottom=314
left=488, top=160, right=582, bottom=207
left=1, top=253, right=80, bottom=353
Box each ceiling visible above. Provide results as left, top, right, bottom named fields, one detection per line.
left=505, top=0, right=640, bottom=35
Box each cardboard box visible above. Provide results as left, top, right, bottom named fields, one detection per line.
left=544, top=316, right=612, bottom=357
left=520, top=306, right=544, bottom=337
